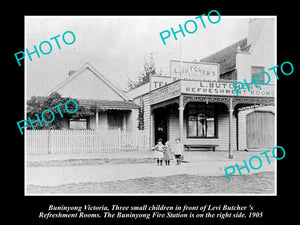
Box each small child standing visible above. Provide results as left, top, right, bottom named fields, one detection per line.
left=173, top=138, right=184, bottom=165
left=163, top=141, right=172, bottom=166
left=153, top=138, right=164, bottom=166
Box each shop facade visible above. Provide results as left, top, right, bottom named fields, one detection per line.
left=128, top=18, right=276, bottom=158
left=148, top=79, right=274, bottom=158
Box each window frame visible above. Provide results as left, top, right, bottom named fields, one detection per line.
left=251, top=66, right=265, bottom=84
left=68, top=118, right=88, bottom=130
left=186, top=103, right=218, bottom=138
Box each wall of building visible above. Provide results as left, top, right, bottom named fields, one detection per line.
left=168, top=108, right=179, bottom=146
left=57, top=68, right=125, bottom=101
left=235, top=18, right=276, bottom=150
left=236, top=18, right=276, bottom=84
left=132, top=93, right=151, bottom=133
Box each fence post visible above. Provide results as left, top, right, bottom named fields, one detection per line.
left=48, top=129, right=51, bottom=154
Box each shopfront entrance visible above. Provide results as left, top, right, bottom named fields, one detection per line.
left=154, top=107, right=168, bottom=144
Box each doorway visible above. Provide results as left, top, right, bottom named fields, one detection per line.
left=154, top=108, right=168, bottom=144
left=246, top=111, right=275, bottom=149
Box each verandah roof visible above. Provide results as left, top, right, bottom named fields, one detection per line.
left=78, top=99, right=139, bottom=110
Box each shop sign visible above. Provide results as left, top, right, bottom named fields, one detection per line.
left=181, top=80, right=275, bottom=97
left=150, top=75, right=173, bottom=90
left=170, top=60, right=219, bottom=81
left=150, top=81, right=181, bottom=105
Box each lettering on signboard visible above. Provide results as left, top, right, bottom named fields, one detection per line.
left=181, top=80, right=275, bottom=97
left=150, top=81, right=181, bottom=105
left=170, top=60, right=219, bottom=81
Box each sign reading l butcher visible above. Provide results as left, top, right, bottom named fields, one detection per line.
left=170, top=60, right=220, bottom=81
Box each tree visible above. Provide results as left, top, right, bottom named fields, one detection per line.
left=26, top=92, right=95, bottom=130
left=126, top=52, right=161, bottom=90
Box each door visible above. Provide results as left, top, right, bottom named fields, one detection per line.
left=154, top=108, right=168, bottom=144
left=246, top=111, right=274, bottom=149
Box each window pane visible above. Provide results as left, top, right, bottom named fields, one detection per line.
left=251, top=66, right=265, bottom=84
left=187, top=103, right=216, bottom=138
left=197, top=120, right=206, bottom=136
left=188, top=108, right=197, bottom=116
left=206, top=104, right=215, bottom=117
left=69, top=119, right=87, bottom=130
left=197, top=113, right=206, bottom=136
left=188, top=120, right=197, bottom=136
left=206, top=117, right=215, bottom=137
left=197, top=104, right=205, bottom=112
left=188, top=115, right=196, bottom=121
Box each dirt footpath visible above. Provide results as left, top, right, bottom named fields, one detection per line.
left=26, top=151, right=276, bottom=186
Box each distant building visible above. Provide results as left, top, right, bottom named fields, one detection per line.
left=47, top=62, right=139, bottom=131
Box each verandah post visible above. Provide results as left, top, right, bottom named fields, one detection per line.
left=228, top=98, right=234, bottom=159
left=150, top=109, right=154, bottom=149
left=179, top=95, right=184, bottom=141
left=95, top=108, right=99, bottom=130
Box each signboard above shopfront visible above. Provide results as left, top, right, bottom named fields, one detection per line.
left=150, top=60, right=220, bottom=91
left=150, top=80, right=275, bottom=105
left=150, top=75, right=173, bottom=90
left=170, top=60, right=220, bottom=81
left=150, top=81, right=181, bottom=105
left=181, top=80, right=275, bottom=97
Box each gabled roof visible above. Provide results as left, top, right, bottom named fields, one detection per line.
left=200, top=38, right=249, bottom=79
left=46, top=62, right=130, bottom=101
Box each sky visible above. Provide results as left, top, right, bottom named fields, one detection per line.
left=25, top=16, right=250, bottom=98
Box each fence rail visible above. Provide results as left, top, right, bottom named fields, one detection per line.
left=26, top=129, right=150, bottom=155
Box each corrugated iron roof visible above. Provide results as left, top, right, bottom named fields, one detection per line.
left=200, top=38, right=249, bottom=80
left=78, top=99, right=139, bottom=110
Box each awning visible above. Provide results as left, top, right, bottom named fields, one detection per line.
left=78, top=99, right=139, bottom=110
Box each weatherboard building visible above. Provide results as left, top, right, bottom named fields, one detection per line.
left=127, top=18, right=276, bottom=158
left=42, top=18, right=275, bottom=158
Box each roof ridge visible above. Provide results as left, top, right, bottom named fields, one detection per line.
left=199, top=37, right=248, bottom=78
left=200, top=37, right=247, bottom=62
left=46, top=62, right=130, bottom=101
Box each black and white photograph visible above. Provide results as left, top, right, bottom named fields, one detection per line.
left=9, top=4, right=299, bottom=223
left=23, top=15, right=277, bottom=195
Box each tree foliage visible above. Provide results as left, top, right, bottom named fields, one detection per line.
left=26, top=92, right=95, bottom=130
left=127, top=53, right=161, bottom=90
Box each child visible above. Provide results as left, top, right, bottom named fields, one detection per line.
left=153, top=138, right=164, bottom=166
left=163, top=141, right=172, bottom=166
left=173, top=138, right=184, bottom=165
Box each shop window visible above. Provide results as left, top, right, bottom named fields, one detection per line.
left=251, top=66, right=265, bottom=84
left=69, top=118, right=88, bottom=130
left=187, top=103, right=216, bottom=138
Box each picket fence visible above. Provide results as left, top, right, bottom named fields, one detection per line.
left=26, top=129, right=150, bottom=155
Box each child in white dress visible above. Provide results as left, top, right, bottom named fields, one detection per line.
left=173, top=138, right=184, bottom=165
left=153, top=138, right=164, bottom=166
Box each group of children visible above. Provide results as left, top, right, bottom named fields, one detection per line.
left=152, top=138, right=184, bottom=166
